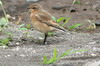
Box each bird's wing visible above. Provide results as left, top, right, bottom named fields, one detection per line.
left=35, top=12, right=52, bottom=21
left=35, top=12, right=66, bottom=32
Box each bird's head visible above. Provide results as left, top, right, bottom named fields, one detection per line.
left=27, top=3, right=43, bottom=13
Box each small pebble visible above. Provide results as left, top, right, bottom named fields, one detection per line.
left=52, top=5, right=70, bottom=10
left=91, top=53, right=97, bottom=56
left=88, top=41, right=96, bottom=44
left=20, top=54, right=25, bottom=57
left=85, top=2, right=90, bottom=5
left=13, top=46, right=20, bottom=51
left=0, top=46, right=8, bottom=49
left=26, top=0, right=40, bottom=2
left=16, top=42, right=20, bottom=45
left=4, top=55, right=7, bottom=58
left=7, top=55, right=11, bottom=57
left=95, top=21, right=100, bottom=26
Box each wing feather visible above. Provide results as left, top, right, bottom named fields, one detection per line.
left=35, top=12, right=66, bottom=32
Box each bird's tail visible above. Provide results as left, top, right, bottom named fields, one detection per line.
left=54, top=25, right=67, bottom=32
left=39, top=20, right=67, bottom=32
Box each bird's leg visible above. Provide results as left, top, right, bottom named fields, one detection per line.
left=43, top=33, right=48, bottom=45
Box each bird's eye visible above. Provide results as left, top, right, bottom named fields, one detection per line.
left=32, top=7, right=36, bottom=9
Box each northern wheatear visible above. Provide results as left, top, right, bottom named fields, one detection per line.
left=27, top=3, right=66, bottom=44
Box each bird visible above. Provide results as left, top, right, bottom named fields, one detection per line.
left=27, top=3, right=66, bottom=45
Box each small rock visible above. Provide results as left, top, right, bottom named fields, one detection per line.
left=88, top=41, right=96, bottom=44
left=4, top=55, right=8, bottom=58
left=90, top=53, right=97, bottom=56
left=52, top=5, right=70, bottom=10
left=4, top=55, right=11, bottom=58
left=93, top=4, right=100, bottom=9
left=85, top=61, right=100, bottom=66
left=7, top=55, right=11, bottom=57
left=12, top=46, right=20, bottom=51
left=95, top=21, right=100, bottom=26
left=20, top=54, right=25, bottom=57
left=0, top=45, right=8, bottom=49
left=85, top=2, right=91, bottom=5
left=26, top=0, right=40, bottom=2
left=16, top=42, right=20, bottom=45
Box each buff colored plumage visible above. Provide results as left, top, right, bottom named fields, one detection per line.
left=27, top=3, right=66, bottom=44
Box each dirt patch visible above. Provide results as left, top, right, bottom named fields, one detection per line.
left=0, top=24, right=100, bottom=66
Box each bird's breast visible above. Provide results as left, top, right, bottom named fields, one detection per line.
left=31, top=19, right=54, bottom=33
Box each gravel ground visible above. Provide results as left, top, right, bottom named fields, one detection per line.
left=0, top=23, right=100, bottom=66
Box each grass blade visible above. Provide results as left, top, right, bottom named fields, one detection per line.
left=18, top=28, right=28, bottom=30
left=0, top=18, right=8, bottom=26
left=68, top=24, right=82, bottom=29
left=19, top=24, right=25, bottom=28
left=57, top=49, right=72, bottom=60
left=43, top=48, right=88, bottom=64
left=69, top=49, right=88, bottom=55
left=61, top=16, right=71, bottom=27
left=57, top=49, right=87, bottom=60
left=74, top=1, right=81, bottom=4
left=57, top=17, right=66, bottom=23
left=0, top=1, right=8, bottom=21
left=43, top=56, right=48, bottom=64
left=45, top=48, right=58, bottom=64
left=53, top=48, right=57, bottom=59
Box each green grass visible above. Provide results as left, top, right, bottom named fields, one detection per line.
left=52, top=16, right=82, bottom=30
left=68, top=24, right=82, bottom=29
left=56, top=17, right=66, bottom=23
left=26, top=24, right=31, bottom=29
left=61, top=17, right=71, bottom=27
left=48, top=32, right=55, bottom=37
left=0, top=1, right=9, bottom=33
left=0, top=18, right=8, bottom=27
left=51, top=0, right=82, bottom=30
left=74, top=1, right=81, bottom=4
left=18, top=24, right=28, bottom=30
left=43, top=48, right=87, bottom=64
left=0, top=37, right=12, bottom=46
left=18, top=24, right=32, bottom=30
left=0, top=0, right=8, bottom=21
left=55, top=17, right=71, bottom=27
